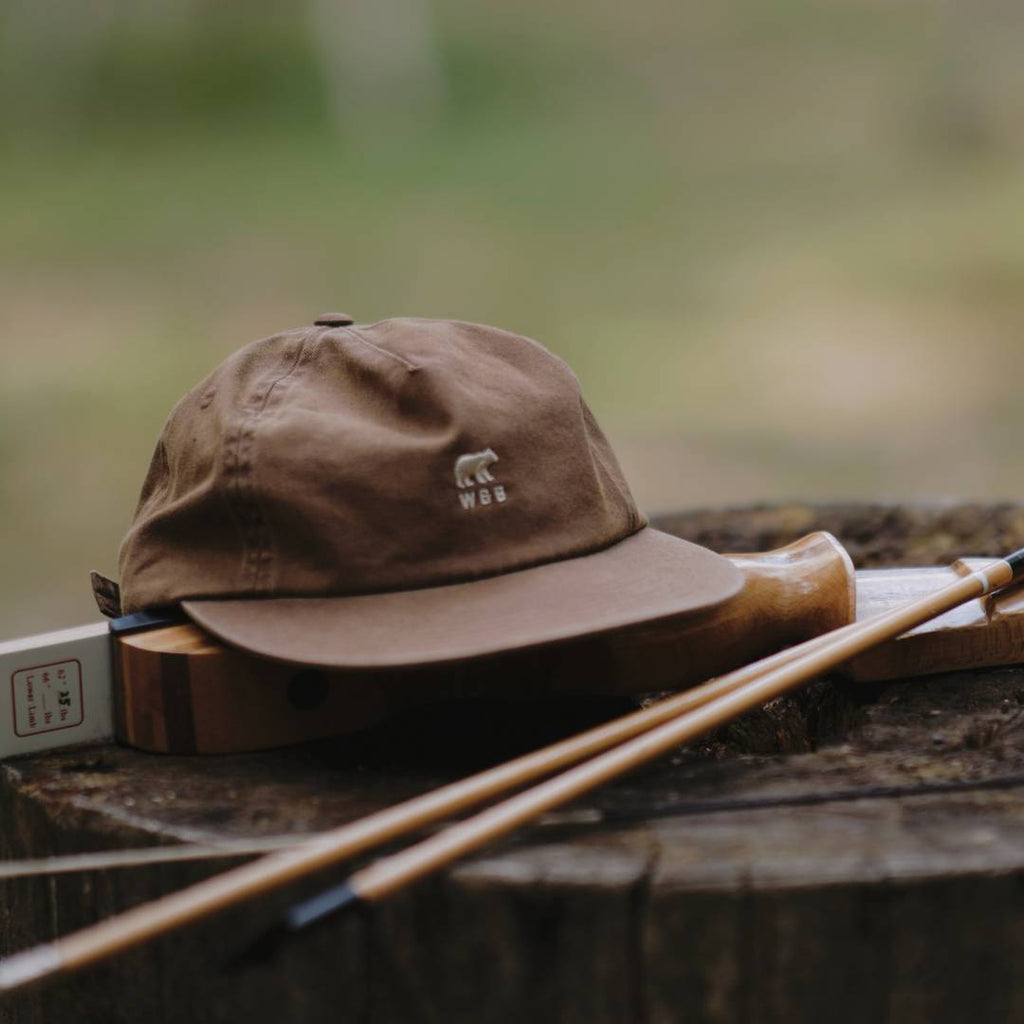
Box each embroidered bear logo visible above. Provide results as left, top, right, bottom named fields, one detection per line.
left=454, top=448, right=499, bottom=489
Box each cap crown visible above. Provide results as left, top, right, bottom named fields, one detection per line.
left=119, top=318, right=645, bottom=612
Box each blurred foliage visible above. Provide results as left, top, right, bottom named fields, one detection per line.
left=2, top=0, right=1024, bottom=636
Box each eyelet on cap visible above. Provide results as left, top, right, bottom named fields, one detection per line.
left=314, top=313, right=355, bottom=327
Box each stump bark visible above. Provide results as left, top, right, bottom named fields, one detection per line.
left=3, top=502, right=1024, bottom=1024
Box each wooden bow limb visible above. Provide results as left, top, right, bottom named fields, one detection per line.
left=3, top=546, right=1024, bottom=994
left=112, top=532, right=857, bottom=754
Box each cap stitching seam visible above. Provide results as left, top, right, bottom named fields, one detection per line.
left=336, top=325, right=420, bottom=372
left=390, top=317, right=577, bottom=378
left=227, top=331, right=314, bottom=594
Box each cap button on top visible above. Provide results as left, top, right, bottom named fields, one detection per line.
left=314, top=313, right=354, bottom=327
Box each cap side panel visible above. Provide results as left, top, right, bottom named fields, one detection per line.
left=577, top=395, right=646, bottom=534
left=118, top=329, right=311, bottom=612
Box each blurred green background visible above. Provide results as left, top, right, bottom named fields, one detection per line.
left=3, top=0, right=1024, bottom=639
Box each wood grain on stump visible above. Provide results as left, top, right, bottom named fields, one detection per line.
left=3, top=503, right=1024, bottom=1024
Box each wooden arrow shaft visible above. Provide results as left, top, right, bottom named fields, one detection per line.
left=348, top=557, right=1017, bottom=901
left=4, top=613, right=864, bottom=986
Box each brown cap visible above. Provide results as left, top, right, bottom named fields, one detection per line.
left=117, top=317, right=742, bottom=667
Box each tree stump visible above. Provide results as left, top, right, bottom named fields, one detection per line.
left=3, top=502, right=1024, bottom=1024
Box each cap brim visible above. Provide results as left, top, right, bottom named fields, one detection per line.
left=181, top=527, right=743, bottom=669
